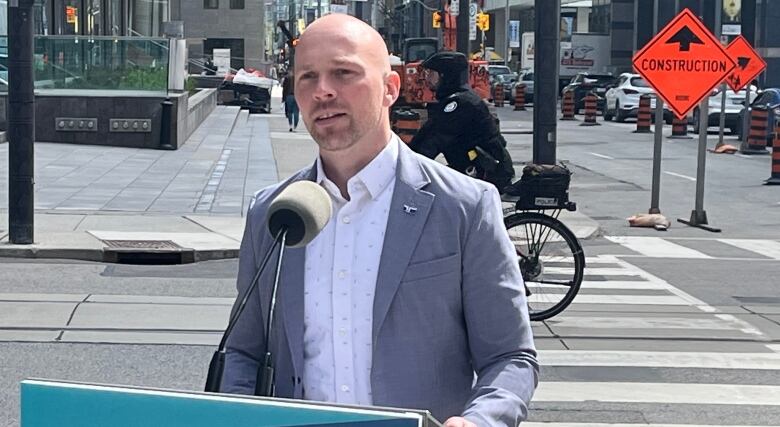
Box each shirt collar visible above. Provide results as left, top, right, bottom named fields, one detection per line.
left=315, top=136, right=399, bottom=201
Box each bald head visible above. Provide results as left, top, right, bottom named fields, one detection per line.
left=297, top=14, right=391, bottom=74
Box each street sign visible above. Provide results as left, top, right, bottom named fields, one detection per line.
left=469, top=2, right=477, bottom=41
left=509, top=20, right=520, bottom=48
left=633, top=8, right=736, bottom=119
left=724, top=35, right=766, bottom=91
left=450, top=0, right=459, bottom=17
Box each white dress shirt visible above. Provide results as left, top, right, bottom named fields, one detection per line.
left=302, top=137, right=399, bottom=405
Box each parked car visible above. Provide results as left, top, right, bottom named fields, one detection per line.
left=510, top=69, right=535, bottom=104
left=604, top=73, right=672, bottom=123
left=562, top=72, right=615, bottom=112
left=492, top=72, right=517, bottom=101
left=692, top=85, right=758, bottom=134
left=488, top=65, right=513, bottom=86
left=735, top=88, right=780, bottom=142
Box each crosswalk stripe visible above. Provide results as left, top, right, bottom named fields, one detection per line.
left=538, top=350, right=780, bottom=369
left=546, top=316, right=747, bottom=330
left=531, top=294, right=691, bottom=306
left=606, top=236, right=712, bottom=259
left=719, top=239, right=780, bottom=260
left=534, top=382, right=780, bottom=405
left=565, top=280, right=669, bottom=290
left=607, top=256, right=714, bottom=310
left=546, top=267, right=643, bottom=276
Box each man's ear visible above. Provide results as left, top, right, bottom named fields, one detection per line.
left=384, top=71, right=401, bottom=107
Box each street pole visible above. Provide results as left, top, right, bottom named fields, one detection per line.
left=678, top=0, right=721, bottom=232
left=457, top=0, right=470, bottom=56
left=504, top=0, right=510, bottom=66
left=8, top=0, right=36, bottom=244
left=716, top=82, right=727, bottom=147
left=532, top=0, right=559, bottom=164
left=649, top=0, right=663, bottom=214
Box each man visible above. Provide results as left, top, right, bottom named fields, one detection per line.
left=409, top=51, right=516, bottom=192
left=221, top=14, right=538, bottom=427
left=281, top=72, right=299, bottom=132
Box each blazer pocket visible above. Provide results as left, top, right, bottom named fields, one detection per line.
left=402, top=253, right=460, bottom=283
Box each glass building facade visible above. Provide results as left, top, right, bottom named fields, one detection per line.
left=1, top=0, right=169, bottom=37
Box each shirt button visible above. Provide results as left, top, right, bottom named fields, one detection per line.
left=341, top=385, right=350, bottom=392
left=339, top=328, right=347, bottom=336
left=338, top=270, right=346, bottom=279
left=342, top=216, right=351, bottom=224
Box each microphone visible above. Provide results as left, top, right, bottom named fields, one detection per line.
left=205, top=180, right=331, bottom=395
left=267, top=181, right=332, bottom=248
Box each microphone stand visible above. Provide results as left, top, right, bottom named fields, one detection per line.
left=204, top=228, right=286, bottom=393
left=255, top=228, right=287, bottom=397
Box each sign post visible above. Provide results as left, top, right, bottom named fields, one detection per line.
left=633, top=8, right=736, bottom=232
left=723, top=35, right=767, bottom=154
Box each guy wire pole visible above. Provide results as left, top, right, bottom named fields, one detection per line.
left=532, top=0, right=560, bottom=164
left=8, top=0, right=36, bottom=244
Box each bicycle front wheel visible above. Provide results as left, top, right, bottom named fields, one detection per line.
left=504, top=212, right=585, bottom=321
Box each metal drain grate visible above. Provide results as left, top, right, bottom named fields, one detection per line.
left=102, top=240, right=182, bottom=250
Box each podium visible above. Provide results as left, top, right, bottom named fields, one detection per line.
left=21, top=379, right=442, bottom=427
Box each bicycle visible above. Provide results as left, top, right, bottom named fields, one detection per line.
left=500, top=181, right=586, bottom=321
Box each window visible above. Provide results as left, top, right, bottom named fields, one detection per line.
left=230, top=0, right=244, bottom=9
left=204, top=0, right=218, bottom=9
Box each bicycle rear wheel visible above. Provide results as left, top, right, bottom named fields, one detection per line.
left=504, top=212, right=585, bottom=321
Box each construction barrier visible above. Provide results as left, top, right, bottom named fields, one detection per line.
left=493, top=84, right=505, bottom=107
left=391, top=108, right=421, bottom=144
left=743, top=106, right=770, bottom=154
left=766, top=123, right=780, bottom=185
left=668, top=114, right=692, bottom=139
left=634, top=94, right=653, bottom=133
left=561, top=90, right=576, bottom=121
left=580, top=92, right=600, bottom=126
left=513, top=84, right=527, bottom=111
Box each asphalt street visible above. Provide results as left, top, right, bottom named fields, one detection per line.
left=2, top=102, right=780, bottom=426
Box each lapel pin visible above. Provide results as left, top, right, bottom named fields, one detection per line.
left=403, top=204, right=418, bottom=215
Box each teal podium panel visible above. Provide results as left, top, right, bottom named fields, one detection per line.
left=21, top=380, right=436, bottom=427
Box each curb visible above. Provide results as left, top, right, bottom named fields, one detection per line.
left=0, top=246, right=240, bottom=264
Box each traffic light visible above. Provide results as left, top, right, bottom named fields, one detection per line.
left=477, top=12, right=490, bottom=32
left=432, top=11, right=442, bottom=29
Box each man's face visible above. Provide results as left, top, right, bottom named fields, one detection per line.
left=294, top=35, right=399, bottom=153
left=424, top=69, right=441, bottom=91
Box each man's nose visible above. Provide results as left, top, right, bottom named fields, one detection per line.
left=312, top=76, right=336, bottom=101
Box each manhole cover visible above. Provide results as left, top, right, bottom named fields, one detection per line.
left=102, top=240, right=181, bottom=250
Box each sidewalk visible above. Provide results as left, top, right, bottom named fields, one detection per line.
left=0, top=91, right=599, bottom=263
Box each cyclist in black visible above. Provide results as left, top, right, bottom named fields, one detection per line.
left=409, top=51, right=516, bottom=192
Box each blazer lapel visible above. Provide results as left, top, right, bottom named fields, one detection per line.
left=372, top=144, right=434, bottom=343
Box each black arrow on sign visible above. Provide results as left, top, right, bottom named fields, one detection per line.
left=665, top=26, right=704, bottom=51
left=737, top=56, right=751, bottom=70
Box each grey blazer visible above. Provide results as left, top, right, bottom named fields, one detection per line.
left=221, top=141, right=539, bottom=426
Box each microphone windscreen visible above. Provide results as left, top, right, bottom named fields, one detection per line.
left=267, top=181, right=332, bottom=248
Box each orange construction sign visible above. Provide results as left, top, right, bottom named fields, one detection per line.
left=633, top=8, right=736, bottom=119
left=724, top=35, right=766, bottom=91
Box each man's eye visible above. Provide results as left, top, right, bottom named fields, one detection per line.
left=336, top=69, right=353, bottom=76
